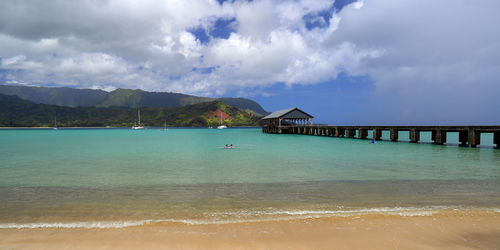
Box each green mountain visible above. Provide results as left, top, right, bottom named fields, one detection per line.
left=0, top=93, right=261, bottom=127
left=0, top=85, right=108, bottom=107
left=0, top=85, right=268, bottom=115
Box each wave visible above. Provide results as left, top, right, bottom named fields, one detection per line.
left=0, top=220, right=154, bottom=229
left=1, top=206, right=497, bottom=229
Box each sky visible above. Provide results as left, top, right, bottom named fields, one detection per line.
left=0, top=0, right=499, bottom=125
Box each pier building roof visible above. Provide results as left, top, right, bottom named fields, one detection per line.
left=262, top=108, right=314, bottom=120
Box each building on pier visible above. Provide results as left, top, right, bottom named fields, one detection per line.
left=262, top=108, right=313, bottom=134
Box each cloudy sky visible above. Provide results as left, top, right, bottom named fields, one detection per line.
left=0, top=0, right=499, bottom=124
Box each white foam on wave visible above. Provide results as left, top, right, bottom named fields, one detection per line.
left=261, top=207, right=439, bottom=217
left=0, top=206, right=489, bottom=229
left=0, top=220, right=154, bottom=229
left=0, top=218, right=247, bottom=229
left=209, top=206, right=450, bottom=218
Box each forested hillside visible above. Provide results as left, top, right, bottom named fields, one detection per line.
left=0, top=94, right=261, bottom=127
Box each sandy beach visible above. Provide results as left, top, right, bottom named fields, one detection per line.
left=1, top=210, right=499, bottom=250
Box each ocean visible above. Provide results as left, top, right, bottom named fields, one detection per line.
left=1, top=128, right=499, bottom=228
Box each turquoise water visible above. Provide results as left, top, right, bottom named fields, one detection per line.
left=1, top=128, right=500, bottom=227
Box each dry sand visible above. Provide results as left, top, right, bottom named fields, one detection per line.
left=1, top=210, right=499, bottom=250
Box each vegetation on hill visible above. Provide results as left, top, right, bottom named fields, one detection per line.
left=217, top=97, right=269, bottom=116
left=0, top=85, right=108, bottom=107
left=0, top=94, right=261, bottom=127
left=0, top=85, right=268, bottom=115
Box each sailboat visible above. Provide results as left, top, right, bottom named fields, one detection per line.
left=53, top=116, right=58, bottom=130
left=132, top=110, right=145, bottom=130
left=159, top=120, right=168, bottom=131
left=217, top=111, right=227, bottom=129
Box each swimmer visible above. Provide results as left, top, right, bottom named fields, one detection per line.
left=224, top=144, right=229, bottom=148
left=230, top=144, right=234, bottom=148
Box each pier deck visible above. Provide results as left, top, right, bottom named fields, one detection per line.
left=262, top=125, right=500, bottom=148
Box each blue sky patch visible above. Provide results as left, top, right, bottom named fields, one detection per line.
left=333, top=0, right=359, bottom=11
left=169, top=75, right=182, bottom=81
left=216, top=0, right=237, bottom=5
left=0, top=69, right=6, bottom=84
left=303, top=7, right=334, bottom=30
left=210, top=18, right=236, bottom=39
left=189, top=17, right=236, bottom=44
left=192, top=67, right=216, bottom=74
left=188, top=26, right=210, bottom=44
left=223, top=72, right=375, bottom=124
left=303, top=0, right=359, bottom=30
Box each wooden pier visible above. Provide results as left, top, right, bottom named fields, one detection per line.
left=262, top=108, right=500, bottom=148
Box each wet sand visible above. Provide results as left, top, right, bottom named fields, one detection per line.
left=1, top=210, right=499, bottom=249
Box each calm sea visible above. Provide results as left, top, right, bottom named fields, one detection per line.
left=1, top=128, right=499, bottom=228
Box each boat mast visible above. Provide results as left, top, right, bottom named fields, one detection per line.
left=138, top=110, right=141, bottom=125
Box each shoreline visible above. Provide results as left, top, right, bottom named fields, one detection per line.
left=1, top=210, right=499, bottom=249
left=1, top=207, right=498, bottom=229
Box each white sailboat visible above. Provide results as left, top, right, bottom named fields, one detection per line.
left=159, top=120, right=168, bottom=131
left=132, top=110, right=145, bottom=130
left=53, top=116, right=58, bottom=130
left=217, top=111, right=227, bottom=129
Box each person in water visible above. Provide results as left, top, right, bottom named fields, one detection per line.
left=230, top=144, right=234, bottom=148
left=225, top=144, right=229, bottom=148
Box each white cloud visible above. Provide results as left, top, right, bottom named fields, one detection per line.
left=178, top=32, right=202, bottom=59
left=57, top=53, right=129, bottom=75
left=0, top=0, right=498, bottom=122
left=0, top=0, right=361, bottom=94
left=3, top=55, right=27, bottom=66
left=328, top=0, right=500, bottom=122
left=352, top=0, right=364, bottom=9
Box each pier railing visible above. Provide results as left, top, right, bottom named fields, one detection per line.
left=262, top=125, right=500, bottom=148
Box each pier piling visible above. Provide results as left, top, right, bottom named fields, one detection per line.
left=410, top=129, right=420, bottom=143
left=390, top=129, right=399, bottom=142
left=433, top=130, right=447, bottom=145
left=346, top=129, right=356, bottom=138
left=459, top=131, right=468, bottom=146
left=359, top=129, right=368, bottom=139
left=373, top=129, right=382, bottom=141
left=468, top=129, right=481, bottom=147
